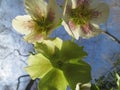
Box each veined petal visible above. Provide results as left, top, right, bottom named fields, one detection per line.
left=71, top=0, right=77, bottom=9
left=23, top=31, right=45, bottom=43
left=47, top=0, right=61, bottom=33
left=90, top=1, right=109, bottom=24
left=80, top=23, right=102, bottom=38
left=25, top=0, right=47, bottom=20
left=12, top=15, right=35, bottom=35
left=62, top=20, right=80, bottom=40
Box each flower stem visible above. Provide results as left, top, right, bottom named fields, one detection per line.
left=102, top=31, right=120, bottom=44
left=63, top=0, right=68, bottom=15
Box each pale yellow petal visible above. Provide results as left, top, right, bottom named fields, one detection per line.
left=62, top=20, right=80, bottom=40
left=12, top=15, right=35, bottom=35
left=90, top=2, right=109, bottom=24
left=47, top=0, right=61, bottom=32
left=25, top=0, right=47, bottom=20
left=23, top=31, right=45, bottom=43
left=71, top=0, right=77, bottom=9
left=81, top=23, right=102, bottom=39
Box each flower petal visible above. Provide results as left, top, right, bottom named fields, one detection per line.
left=62, top=20, right=80, bottom=40
left=23, top=31, right=45, bottom=43
left=46, top=0, right=61, bottom=33
left=71, top=0, right=77, bottom=9
left=90, top=1, right=109, bottom=24
left=12, top=15, right=35, bottom=35
left=80, top=23, right=102, bottom=38
left=25, top=0, right=47, bottom=20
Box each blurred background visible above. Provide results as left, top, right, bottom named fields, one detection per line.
left=0, top=0, right=120, bottom=90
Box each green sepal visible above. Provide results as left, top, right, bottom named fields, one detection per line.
left=61, top=58, right=91, bottom=90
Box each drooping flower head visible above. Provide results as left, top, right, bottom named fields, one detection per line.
left=12, top=0, right=61, bottom=43
left=62, top=0, right=109, bottom=39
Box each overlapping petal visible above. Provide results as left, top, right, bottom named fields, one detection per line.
left=62, top=20, right=80, bottom=39
left=25, top=0, right=48, bottom=20
left=90, top=2, right=109, bottom=24
left=47, top=0, right=61, bottom=33
left=12, top=0, right=61, bottom=43
left=62, top=0, right=109, bottom=39
left=12, top=15, right=35, bottom=35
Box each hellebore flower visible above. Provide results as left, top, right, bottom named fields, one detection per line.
left=62, top=0, right=109, bottom=39
left=12, top=0, right=60, bottom=43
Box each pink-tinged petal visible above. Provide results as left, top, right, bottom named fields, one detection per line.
left=72, top=0, right=89, bottom=8
left=47, top=0, right=61, bottom=32
left=12, top=15, right=35, bottom=35
left=90, top=1, right=109, bottom=24
left=81, top=23, right=92, bottom=34
left=80, top=23, right=102, bottom=38
left=62, top=20, right=80, bottom=40
left=25, top=0, right=47, bottom=20
left=24, top=31, right=46, bottom=43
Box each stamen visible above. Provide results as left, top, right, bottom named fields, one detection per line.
left=35, top=14, right=53, bottom=33
left=81, top=23, right=92, bottom=34
left=70, top=4, right=92, bottom=25
left=77, top=0, right=89, bottom=7
left=91, top=10, right=101, bottom=18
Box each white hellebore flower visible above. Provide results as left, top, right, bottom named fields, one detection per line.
left=62, top=0, right=109, bottom=39
left=12, top=0, right=60, bottom=43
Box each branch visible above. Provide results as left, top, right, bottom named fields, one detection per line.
left=102, top=31, right=120, bottom=44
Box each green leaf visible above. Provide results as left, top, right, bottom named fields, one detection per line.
left=38, top=68, right=68, bottom=90
left=61, top=58, right=91, bottom=90
left=60, top=40, right=87, bottom=61
left=25, top=54, right=53, bottom=79
left=25, top=0, right=48, bottom=20
left=35, top=38, right=62, bottom=58
left=35, top=40, right=56, bottom=57
left=26, top=38, right=91, bottom=90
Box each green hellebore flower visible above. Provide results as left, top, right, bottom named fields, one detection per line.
left=62, top=0, right=109, bottom=39
left=12, top=0, right=61, bottom=43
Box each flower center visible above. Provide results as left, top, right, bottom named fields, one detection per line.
left=70, top=4, right=92, bottom=25
left=35, top=17, right=53, bottom=33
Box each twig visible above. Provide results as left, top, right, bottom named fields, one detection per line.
left=25, top=79, right=35, bottom=90
left=17, top=75, right=29, bottom=90
left=102, top=31, right=120, bottom=45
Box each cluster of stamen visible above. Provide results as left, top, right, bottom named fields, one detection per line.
left=69, top=1, right=100, bottom=25
left=70, top=4, right=92, bottom=25
left=35, top=10, right=55, bottom=33
left=35, top=17, right=52, bottom=33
